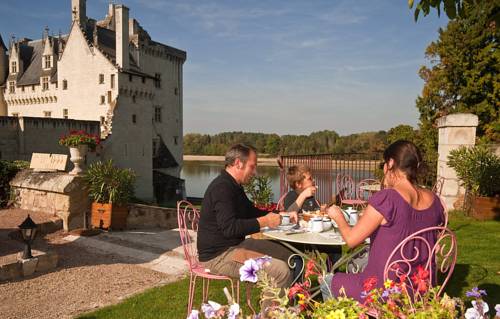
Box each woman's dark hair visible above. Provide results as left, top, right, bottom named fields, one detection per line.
left=383, top=140, right=423, bottom=185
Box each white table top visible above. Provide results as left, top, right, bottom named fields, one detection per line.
left=262, top=228, right=345, bottom=246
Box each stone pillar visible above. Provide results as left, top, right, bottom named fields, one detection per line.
left=436, top=113, right=478, bottom=209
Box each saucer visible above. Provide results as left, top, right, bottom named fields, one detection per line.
left=278, top=224, right=296, bottom=231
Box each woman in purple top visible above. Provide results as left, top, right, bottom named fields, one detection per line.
left=321, top=140, right=444, bottom=302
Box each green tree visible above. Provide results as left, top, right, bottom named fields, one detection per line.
left=409, top=0, right=466, bottom=21
left=387, top=125, right=417, bottom=144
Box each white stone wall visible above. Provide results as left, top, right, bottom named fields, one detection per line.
left=437, top=113, right=478, bottom=209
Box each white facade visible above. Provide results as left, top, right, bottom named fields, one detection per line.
left=0, top=0, right=186, bottom=201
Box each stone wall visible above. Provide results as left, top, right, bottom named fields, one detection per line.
left=10, top=170, right=90, bottom=231
left=0, top=116, right=100, bottom=162
left=127, top=203, right=177, bottom=229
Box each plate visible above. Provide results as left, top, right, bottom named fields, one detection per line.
left=278, top=224, right=296, bottom=231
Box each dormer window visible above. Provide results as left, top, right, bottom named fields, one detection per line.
left=8, top=81, right=15, bottom=94
left=11, top=61, right=17, bottom=73
left=43, top=56, right=51, bottom=69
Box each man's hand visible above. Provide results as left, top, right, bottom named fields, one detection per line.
left=281, top=211, right=298, bottom=223
left=257, top=212, right=281, bottom=228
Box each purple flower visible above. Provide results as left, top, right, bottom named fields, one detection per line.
left=389, top=286, right=401, bottom=294
left=381, top=290, right=390, bottom=298
left=466, top=287, right=487, bottom=299
left=201, top=301, right=221, bottom=318
left=495, top=304, right=500, bottom=317
left=465, top=301, right=489, bottom=319
left=239, top=259, right=260, bottom=283
left=255, top=256, right=272, bottom=268
left=228, top=303, right=240, bottom=319
left=186, top=310, right=199, bottom=319
left=360, top=291, right=368, bottom=299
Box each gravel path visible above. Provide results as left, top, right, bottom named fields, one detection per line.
left=0, top=210, right=181, bottom=319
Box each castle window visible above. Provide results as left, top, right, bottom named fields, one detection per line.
left=100, top=95, right=105, bottom=104
left=8, top=81, right=15, bottom=93
left=63, top=109, right=68, bottom=119
left=107, top=91, right=112, bottom=103
left=152, top=138, right=159, bottom=157
left=132, top=95, right=136, bottom=103
left=11, top=61, right=17, bottom=73
left=154, top=106, right=162, bottom=123
left=63, top=80, right=68, bottom=90
left=43, top=111, right=51, bottom=118
left=21, top=86, right=25, bottom=92
left=100, top=116, right=105, bottom=125
left=154, top=73, right=161, bottom=88
left=44, top=56, right=51, bottom=69
left=141, top=77, right=145, bottom=84
left=32, top=85, right=35, bottom=91
left=132, top=114, right=137, bottom=124
left=174, top=87, right=179, bottom=95
left=12, top=113, right=19, bottom=117
left=173, top=136, right=178, bottom=145
left=110, top=74, right=115, bottom=89
left=129, top=74, right=133, bottom=82
left=99, top=74, right=104, bottom=84
left=42, top=77, right=49, bottom=91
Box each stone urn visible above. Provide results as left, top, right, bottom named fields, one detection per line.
left=69, top=144, right=88, bottom=175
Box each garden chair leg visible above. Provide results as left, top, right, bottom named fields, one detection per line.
left=246, top=282, right=256, bottom=315
left=187, top=273, right=197, bottom=316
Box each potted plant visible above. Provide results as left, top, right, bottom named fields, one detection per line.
left=59, top=130, right=100, bottom=175
left=244, top=175, right=276, bottom=211
left=447, top=145, right=500, bottom=220
left=84, top=160, right=136, bottom=230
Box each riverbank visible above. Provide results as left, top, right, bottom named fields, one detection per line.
left=183, top=155, right=279, bottom=166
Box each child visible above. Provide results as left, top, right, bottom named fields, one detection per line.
left=283, top=165, right=320, bottom=213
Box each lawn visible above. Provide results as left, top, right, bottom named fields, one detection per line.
left=78, top=212, right=500, bottom=319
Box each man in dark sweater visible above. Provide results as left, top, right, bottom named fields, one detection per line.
left=198, top=144, right=295, bottom=302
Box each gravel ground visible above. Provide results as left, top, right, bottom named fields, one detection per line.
left=0, top=210, right=179, bottom=319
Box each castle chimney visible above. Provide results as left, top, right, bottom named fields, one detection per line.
left=115, top=5, right=129, bottom=70
left=71, top=0, right=87, bottom=27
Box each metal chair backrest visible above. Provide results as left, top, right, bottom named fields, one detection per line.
left=432, top=177, right=445, bottom=196
left=383, top=226, right=457, bottom=297
left=177, top=200, right=200, bottom=270
left=336, top=174, right=358, bottom=201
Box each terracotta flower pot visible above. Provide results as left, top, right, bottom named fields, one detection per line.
left=91, top=202, right=128, bottom=230
left=471, top=195, right=500, bottom=221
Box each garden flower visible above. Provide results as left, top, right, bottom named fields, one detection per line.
left=362, top=277, right=377, bottom=292
left=255, top=256, right=272, bottom=268
left=304, top=259, right=320, bottom=279
left=410, top=265, right=429, bottom=293
left=228, top=303, right=240, bottom=319
left=465, top=300, right=489, bottom=319
left=201, top=301, right=222, bottom=318
left=288, top=281, right=310, bottom=299
left=325, top=309, right=346, bottom=319
left=466, top=287, right=487, bottom=298
left=239, top=259, right=260, bottom=283
left=186, top=309, right=199, bottom=319
left=495, top=304, right=500, bottom=318
left=384, top=279, right=394, bottom=289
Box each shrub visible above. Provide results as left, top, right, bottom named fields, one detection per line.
left=83, top=160, right=136, bottom=205
left=244, top=175, right=274, bottom=207
left=447, top=145, right=500, bottom=197
left=0, top=160, right=29, bottom=207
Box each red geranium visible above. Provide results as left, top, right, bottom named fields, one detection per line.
left=411, top=265, right=429, bottom=293
left=304, top=259, right=320, bottom=279
left=363, top=276, right=378, bottom=292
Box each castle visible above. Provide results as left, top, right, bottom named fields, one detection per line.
left=0, top=0, right=186, bottom=202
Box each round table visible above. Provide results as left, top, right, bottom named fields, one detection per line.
left=359, top=184, right=381, bottom=192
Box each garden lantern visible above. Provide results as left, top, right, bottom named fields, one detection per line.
left=18, top=215, right=37, bottom=259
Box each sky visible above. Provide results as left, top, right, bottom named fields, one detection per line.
left=0, top=0, right=449, bottom=136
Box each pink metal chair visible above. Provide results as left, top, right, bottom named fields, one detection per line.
left=336, top=174, right=366, bottom=209
left=432, top=177, right=445, bottom=196
left=383, top=226, right=457, bottom=297
left=276, top=193, right=288, bottom=211
left=177, top=200, right=240, bottom=315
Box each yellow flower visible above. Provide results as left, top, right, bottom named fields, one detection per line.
left=440, top=294, right=456, bottom=309
left=384, top=279, right=394, bottom=289
left=326, top=309, right=346, bottom=319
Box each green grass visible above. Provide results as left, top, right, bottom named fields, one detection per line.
left=78, top=213, right=499, bottom=319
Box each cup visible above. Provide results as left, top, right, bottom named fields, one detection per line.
left=281, top=214, right=290, bottom=225
left=311, top=217, right=323, bottom=233
left=322, top=217, right=332, bottom=231
left=345, top=207, right=358, bottom=225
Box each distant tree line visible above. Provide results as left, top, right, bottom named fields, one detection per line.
left=184, top=130, right=391, bottom=157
